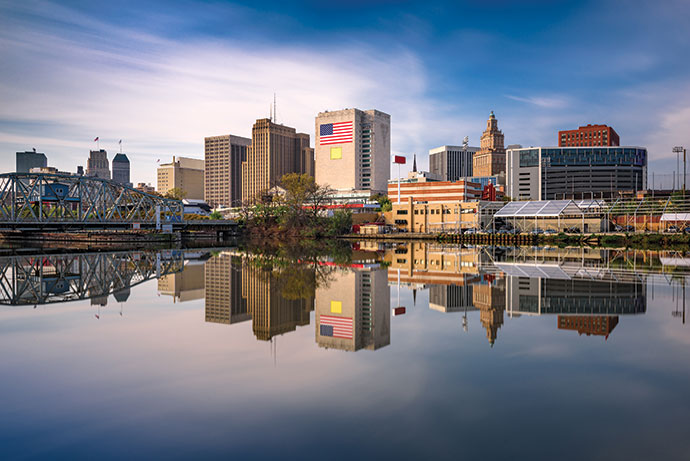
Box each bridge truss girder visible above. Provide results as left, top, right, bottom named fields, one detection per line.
left=0, top=173, right=183, bottom=224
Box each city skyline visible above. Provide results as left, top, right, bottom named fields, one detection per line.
left=1, top=1, right=690, bottom=186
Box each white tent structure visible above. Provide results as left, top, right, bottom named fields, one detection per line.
left=494, top=200, right=588, bottom=232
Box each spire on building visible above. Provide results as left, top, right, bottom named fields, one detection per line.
left=412, top=154, right=417, bottom=172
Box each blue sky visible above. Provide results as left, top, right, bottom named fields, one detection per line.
left=1, top=0, right=690, bottom=185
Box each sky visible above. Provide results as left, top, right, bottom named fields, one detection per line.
left=1, top=0, right=690, bottom=186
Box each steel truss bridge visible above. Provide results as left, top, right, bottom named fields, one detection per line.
left=0, top=173, right=183, bottom=229
left=0, top=250, right=184, bottom=306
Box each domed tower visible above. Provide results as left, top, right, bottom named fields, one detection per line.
left=473, top=111, right=506, bottom=177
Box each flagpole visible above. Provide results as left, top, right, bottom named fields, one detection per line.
left=397, top=162, right=401, bottom=205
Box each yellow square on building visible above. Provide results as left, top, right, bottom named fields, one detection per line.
left=330, top=301, right=342, bottom=313
left=330, top=147, right=342, bottom=160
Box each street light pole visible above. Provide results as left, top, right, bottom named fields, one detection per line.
left=673, top=146, right=684, bottom=196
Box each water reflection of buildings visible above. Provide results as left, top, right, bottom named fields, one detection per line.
left=203, top=252, right=314, bottom=341
left=473, top=276, right=505, bottom=346
left=158, top=262, right=205, bottom=303
left=385, top=245, right=655, bottom=345
left=558, top=316, right=619, bottom=338
left=205, top=253, right=248, bottom=324
left=242, top=264, right=313, bottom=341
left=315, top=266, right=390, bottom=352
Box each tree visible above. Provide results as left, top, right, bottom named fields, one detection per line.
left=209, top=210, right=222, bottom=220
left=370, top=193, right=392, bottom=212
left=164, top=187, right=187, bottom=200
left=278, top=173, right=335, bottom=224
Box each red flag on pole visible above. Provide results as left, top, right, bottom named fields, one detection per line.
left=394, top=155, right=406, bottom=164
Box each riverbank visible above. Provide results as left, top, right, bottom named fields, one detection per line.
left=0, top=229, right=240, bottom=251
left=347, top=231, right=690, bottom=249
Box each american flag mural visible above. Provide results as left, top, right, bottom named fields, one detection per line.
left=320, top=315, right=353, bottom=339
left=319, top=121, right=353, bottom=145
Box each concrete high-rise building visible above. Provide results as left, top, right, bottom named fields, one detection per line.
left=315, top=108, right=390, bottom=194
left=157, top=156, right=205, bottom=199
left=241, top=118, right=314, bottom=202
left=204, top=134, right=251, bottom=208
left=559, top=124, right=620, bottom=147
left=16, top=150, right=47, bottom=173
left=473, top=111, right=506, bottom=177
left=429, top=145, right=479, bottom=181
left=315, top=267, right=390, bottom=352
left=86, top=150, right=111, bottom=179
left=111, top=153, right=131, bottom=186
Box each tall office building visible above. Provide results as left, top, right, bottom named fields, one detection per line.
left=16, top=150, right=47, bottom=173
left=111, top=153, right=131, bottom=186
left=473, top=111, right=506, bottom=177
left=559, top=124, right=620, bottom=147
left=157, top=156, right=205, bottom=199
left=86, top=150, right=111, bottom=179
left=429, top=145, right=479, bottom=181
left=241, top=118, right=314, bottom=202
left=315, top=108, right=390, bottom=194
left=204, top=134, right=251, bottom=207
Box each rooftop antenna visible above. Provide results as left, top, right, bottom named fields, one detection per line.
left=273, top=92, right=277, bottom=124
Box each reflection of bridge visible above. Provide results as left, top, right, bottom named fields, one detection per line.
left=0, top=251, right=184, bottom=306
left=0, top=173, right=183, bottom=229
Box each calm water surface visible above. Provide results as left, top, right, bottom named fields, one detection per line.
left=1, top=243, right=689, bottom=460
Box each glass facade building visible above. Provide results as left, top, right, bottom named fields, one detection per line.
left=507, top=146, right=647, bottom=200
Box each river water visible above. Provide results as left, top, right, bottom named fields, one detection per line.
left=1, top=243, right=689, bottom=460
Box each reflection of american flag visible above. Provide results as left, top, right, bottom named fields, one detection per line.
left=320, top=315, right=353, bottom=339
left=319, top=121, right=353, bottom=145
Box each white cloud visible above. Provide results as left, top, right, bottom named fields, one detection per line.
left=505, top=94, right=570, bottom=109
left=0, top=2, right=470, bottom=184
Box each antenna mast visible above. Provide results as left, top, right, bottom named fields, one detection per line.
left=273, top=93, right=277, bottom=124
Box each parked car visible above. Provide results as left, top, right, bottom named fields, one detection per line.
left=543, top=229, right=558, bottom=235
left=464, top=228, right=477, bottom=235
left=684, top=227, right=690, bottom=234
left=531, top=229, right=544, bottom=235
left=667, top=225, right=680, bottom=233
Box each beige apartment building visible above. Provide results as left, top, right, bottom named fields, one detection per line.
left=241, top=118, right=314, bottom=202
left=157, top=156, right=205, bottom=200
left=204, top=134, right=251, bottom=208
left=315, top=108, right=390, bottom=194
left=473, top=111, right=506, bottom=177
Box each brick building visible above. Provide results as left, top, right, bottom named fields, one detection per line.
left=558, top=124, right=620, bottom=147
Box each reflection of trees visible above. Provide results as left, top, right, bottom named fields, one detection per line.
left=242, top=239, right=352, bottom=300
